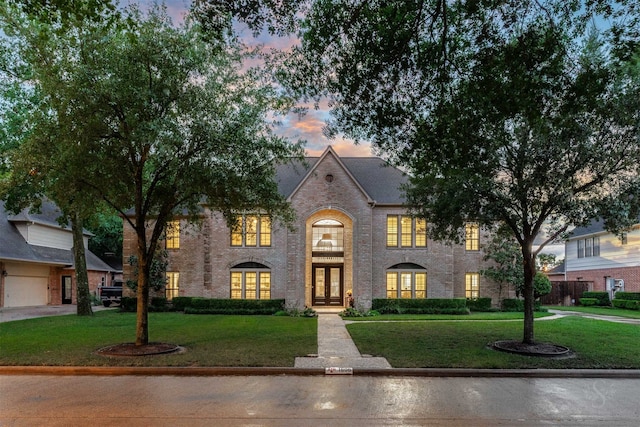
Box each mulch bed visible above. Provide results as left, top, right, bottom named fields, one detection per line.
left=491, top=340, right=573, bottom=358
left=96, top=342, right=183, bottom=357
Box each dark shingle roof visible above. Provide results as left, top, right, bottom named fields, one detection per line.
left=570, top=219, right=607, bottom=238
left=275, top=152, right=408, bottom=205
left=0, top=201, right=112, bottom=271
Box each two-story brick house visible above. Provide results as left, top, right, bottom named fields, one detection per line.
left=123, top=147, right=501, bottom=309
left=565, top=219, right=640, bottom=298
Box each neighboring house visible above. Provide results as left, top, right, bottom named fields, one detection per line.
left=0, top=200, right=115, bottom=308
left=545, top=260, right=566, bottom=281
left=565, top=219, right=640, bottom=297
left=123, top=147, right=505, bottom=309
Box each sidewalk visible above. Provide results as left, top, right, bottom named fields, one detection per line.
left=294, top=313, right=392, bottom=369
left=547, top=308, right=640, bottom=325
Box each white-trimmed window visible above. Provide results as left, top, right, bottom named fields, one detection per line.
left=386, top=263, right=427, bottom=298
left=230, top=262, right=271, bottom=299
left=166, top=272, right=179, bottom=300
left=465, top=273, right=480, bottom=299
left=577, top=237, right=599, bottom=258
left=386, top=215, right=427, bottom=248
left=231, top=214, right=271, bottom=247
left=465, top=223, right=480, bottom=251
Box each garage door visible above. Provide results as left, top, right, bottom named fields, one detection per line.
left=4, top=276, right=48, bottom=307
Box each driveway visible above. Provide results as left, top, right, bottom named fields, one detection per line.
left=0, top=304, right=112, bottom=323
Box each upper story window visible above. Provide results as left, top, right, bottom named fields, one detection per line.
left=465, top=223, right=479, bottom=251
left=577, top=236, right=600, bottom=258
left=231, top=214, right=271, bottom=247
left=386, top=215, right=427, bottom=248
left=165, top=220, right=180, bottom=249
left=313, top=219, right=344, bottom=256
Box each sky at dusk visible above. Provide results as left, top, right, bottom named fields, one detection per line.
left=127, top=0, right=374, bottom=157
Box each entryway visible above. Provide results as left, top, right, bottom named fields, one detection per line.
left=312, top=265, right=343, bottom=306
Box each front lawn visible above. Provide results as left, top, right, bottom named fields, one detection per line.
left=0, top=311, right=317, bottom=367
left=346, top=316, right=640, bottom=369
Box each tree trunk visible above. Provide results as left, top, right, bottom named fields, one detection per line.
left=521, top=243, right=536, bottom=344
left=71, top=212, right=93, bottom=316
left=135, top=241, right=150, bottom=346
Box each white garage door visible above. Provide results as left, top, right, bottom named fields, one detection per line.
left=4, top=276, right=49, bottom=307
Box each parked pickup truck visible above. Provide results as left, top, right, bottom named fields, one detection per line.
left=99, top=283, right=122, bottom=307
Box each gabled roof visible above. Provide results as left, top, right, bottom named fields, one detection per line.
left=0, top=200, right=113, bottom=271
left=569, top=219, right=607, bottom=238
left=275, top=147, right=408, bottom=205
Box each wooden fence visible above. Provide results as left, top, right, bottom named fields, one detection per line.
left=540, top=281, right=592, bottom=306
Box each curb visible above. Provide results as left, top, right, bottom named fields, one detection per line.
left=2, top=365, right=640, bottom=378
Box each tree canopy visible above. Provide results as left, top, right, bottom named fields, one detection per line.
left=1, top=3, right=303, bottom=344
left=197, top=0, right=640, bottom=345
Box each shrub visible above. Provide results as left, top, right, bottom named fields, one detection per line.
left=182, top=298, right=285, bottom=315
left=339, top=308, right=380, bottom=317
left=171, top=297, right=193, bottom=312
left=581, top=292, right=610, bottom=306
left=119, top=296, right=137, bottom=312
left=501, top=299, right=544, bottom=312
left=150, top=297, right=168, bottom=311
left=372, top=298, right=469, bottom=315
left=612, top=299, right=626, bottom=309
left=614, top=292, right=640, bottom=301
left=466, top=297, right=493, bottom=312
left=533, top=272, right=552, bottom=299
left=579, top=298, right=598, bottom=306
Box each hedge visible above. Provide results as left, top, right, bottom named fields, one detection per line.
left=466, top=297, right=493, bottom=312
left=579, top=298, right=598, bottom=306
left=612, top=299, right=640, bottom=310
left=614, top=292, right=640, bottom=301
left=501, top=299, right=544, bottom=312
left=119, top=297, right=285, bottom=314
left=372, top=298, right=469, bottom=315
left=581, top=291, right=610, bottom=306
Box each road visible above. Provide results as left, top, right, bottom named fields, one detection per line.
left=1, top=374, right=639, bottom=426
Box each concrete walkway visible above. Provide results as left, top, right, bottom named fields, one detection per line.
left=294, top=314, right=392, bottom=369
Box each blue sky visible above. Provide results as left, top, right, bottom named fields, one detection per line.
left=125, top=0, right=374, bottom=157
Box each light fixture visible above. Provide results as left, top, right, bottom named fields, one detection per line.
left=316, top=233, right=333, bottom=248
left=1, top=270, right=7, bottom=277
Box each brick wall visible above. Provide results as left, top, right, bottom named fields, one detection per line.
left=567, top=267, right=640, bottom=293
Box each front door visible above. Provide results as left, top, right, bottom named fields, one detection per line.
left=62, top=276, right=72, bottom=304
left=312, top=265, right=343, bottom=306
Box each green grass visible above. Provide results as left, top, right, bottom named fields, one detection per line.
left=346, top=312, right=553, bottom=321
left=347, top=317, right=640, bottom=369
left=545, top=305, right=640, bottom=319
left=2, top=310, right=639, bottom=369
left=0, top=311, right=316, bottom=367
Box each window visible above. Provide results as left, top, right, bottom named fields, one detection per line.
left=166, top=272, right=179, bottom=300
left=230, top=263, right=271, bottom=299
left=465, top=273, right=479, bottom=299
left=577, top=237, right=599, bottom=258
left=465, top=223, right=479, bottom=251
left=231, top=214, right=271, bottom=247
left=386, top=264, right=427, bottom=298
left=386, top=215, right=427, bottom=248
left=165, top=221, right=180, bottom=249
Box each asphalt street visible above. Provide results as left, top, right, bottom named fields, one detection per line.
left=1, top=374, right=640, bottom=426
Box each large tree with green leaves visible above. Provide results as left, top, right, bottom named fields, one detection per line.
left=0, top=0, right=120, bottom=316
left=2, top=4, right=302, bottom=345
left=199, top=0, right=640, bottom=345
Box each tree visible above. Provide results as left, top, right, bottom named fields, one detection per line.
left=198, top=1, right=640, bottom=345
left=2, top=4, right=302, bottom=345
left=0, top=0, right=120, bottom=316
left=481, top=226, right=523, bottom=302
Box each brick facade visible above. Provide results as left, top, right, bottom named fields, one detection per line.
left=122, top=148, right=504, bottom=309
